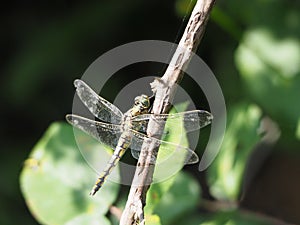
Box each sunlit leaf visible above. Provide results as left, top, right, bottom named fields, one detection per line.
left=145, top=214, right=162, bottom=225
left=65, top=213, right=110, bottom=225
left=296, top=119, right=300, bottom=140
left=235, top=18, right=300, bottom=129
left=146, top=171, right=201, bottom=225
left=207, top=103, right=262, bottom=200
left=145, top=175, right=176, bottom=214
left=20, top=122, right=120, bottom=225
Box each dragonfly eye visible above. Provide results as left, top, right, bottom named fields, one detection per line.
left=133, top=95, right=150, bottom=109
left=141, top=95, right=150, bottom=108
left=134, top=96, right=140, bottom=105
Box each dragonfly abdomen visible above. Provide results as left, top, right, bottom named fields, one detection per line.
left=90, top=135, right=131, bottom=195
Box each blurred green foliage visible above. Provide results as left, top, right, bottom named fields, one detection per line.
left=207, top=103, right=262, bottom=200
left=0, top=0, right=299, bottom=224
left=20, top=123, right=119, bottom=225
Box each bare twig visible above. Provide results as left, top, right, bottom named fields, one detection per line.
left=110, top=206, right=123, bottom=221
left=120, top=1, right=216, bottom=224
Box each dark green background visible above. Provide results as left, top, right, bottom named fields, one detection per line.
left=1, top=0, right=299, bottom=224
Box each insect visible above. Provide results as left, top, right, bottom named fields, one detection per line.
left=66, top=79, right=213, bottom=195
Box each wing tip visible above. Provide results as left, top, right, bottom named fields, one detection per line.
left=185, top=151, right=199, bottom=165
left=65, top=114, right=82, bottom=124
left=65, top=114, right=73, bottom=123
left=208, top=111, right=213, bottom=121
left=200, top=110, right=213, bottom=122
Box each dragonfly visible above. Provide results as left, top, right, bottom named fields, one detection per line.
left=66, top=79, right=213, bottom=196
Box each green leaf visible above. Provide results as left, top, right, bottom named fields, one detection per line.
left=207, top=103, right=262, bottom=200
left=65, top=213, right=110, bottom=225
left=235, top=26, right=300, bottom=128
left=146, top=171, right=201, bottom=225
left=145, top=214, right=162, bottom=225
left=296, top=119, right=300, bottom=140
left=20, top=122, right=120, bottom=225
left=145, top=175, right=176, bottom=214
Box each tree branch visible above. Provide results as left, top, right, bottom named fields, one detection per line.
left=120, top=1, right=216, bottom=224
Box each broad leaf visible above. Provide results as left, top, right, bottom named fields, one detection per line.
left=20, top=122, right=120, bottom=225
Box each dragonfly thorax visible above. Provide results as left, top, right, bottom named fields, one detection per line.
left=119, top=95, right=150, bottom=131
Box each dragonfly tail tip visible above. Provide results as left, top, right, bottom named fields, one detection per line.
left=89, top=190, right=96, bottom=196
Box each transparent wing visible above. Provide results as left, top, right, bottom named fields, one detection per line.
left=131, top=110, right=213, bottom=133
left=66, top=114, right=122, bottom=149
left=74, top=79, right=123, bottom=124
left=130, top=130, right=199, bottom=165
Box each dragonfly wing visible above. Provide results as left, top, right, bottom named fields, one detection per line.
left=131, top=120, right=148, bottom=133
left=130, top=130, right=199, bottom=165
left=74, top=79, right=123, bottom=124
left=132, top=110, right=213, bottom=132
left=66, top=114, right=122, bottom=149
left=130, top=149, right=140, bottom=161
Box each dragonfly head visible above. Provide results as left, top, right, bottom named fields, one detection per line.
left=131, top=95, right=150, bottom=115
